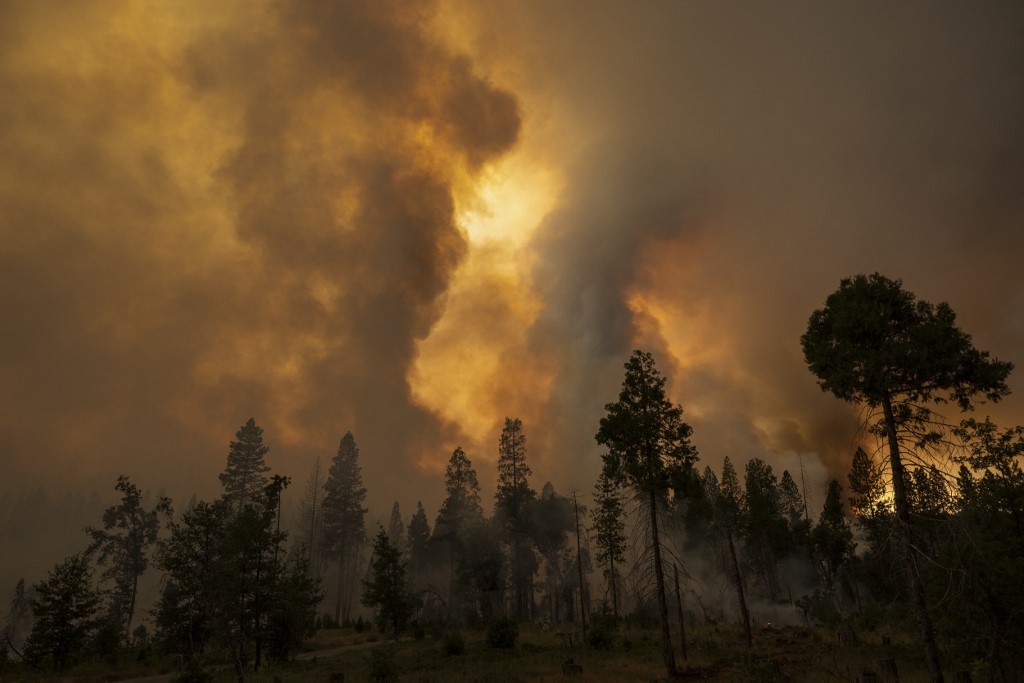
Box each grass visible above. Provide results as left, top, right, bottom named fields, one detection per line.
left=0, top=623, right=977, bottom=682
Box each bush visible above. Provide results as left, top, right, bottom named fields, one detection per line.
left=587, top=625, right=615, bottom=651
left=172, top=657, right=214, bottom=683
left=587, top=611, right=618, bottom=650
left=486, top=616, right=519, bottom=649
left=442, top=630, right=466, bottom=656
left=412, top=621, right=426, bottom=640
left=366, top=645, right=399, bottom=683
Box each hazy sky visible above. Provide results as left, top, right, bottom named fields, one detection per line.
left=2, top=0, right=1023, bottom=529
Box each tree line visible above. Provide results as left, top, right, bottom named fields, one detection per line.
left=1, top=273, right=1021, bottom=683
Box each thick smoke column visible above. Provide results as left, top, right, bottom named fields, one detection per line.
left=0, top=0, right=519, bottom=512
left=445, top=0, right=1024, bottom=489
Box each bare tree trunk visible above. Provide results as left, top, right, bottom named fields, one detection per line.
left=334, top=547, right=344, bottom=625
left=883, top=395, right=944, bottom=683
left=674, top=563, right=688, bottom=662
left=574, top=493, right=587, bottom=640
left=649, top=489, right=677, bottom=676
left=727, top=529, right=752, bottom=649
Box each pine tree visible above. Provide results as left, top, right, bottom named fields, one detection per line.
left=85, top=475, right=172, bottom=641
left=295, top=457, right=326, bottom=580
left=362, top=529, right=416, bottom=638
left=591, top=471, right=627, bottom=617
left=596, top=350, right=698, bottom=676
left=220, top=418, right=271, bottom=514
left=742, top=458, right=788, bottom=601
left=434, top=447, right=484, bottom=618
left=717, top=456, right=752, bottom=649
left=25, top=554, right=101, bottom=673
left=406, top=502, right=431, bottom=589
left=803, top=273, right=1013, bottom=683
left=387, top=502, right=405, bottom=552
left=2, top=578, right=31, bottom=659
left=811, top=480, right=855, bottom=591
left=322, top=432, right=367, bottom=624
left=494, top=419, right=537, bottom=619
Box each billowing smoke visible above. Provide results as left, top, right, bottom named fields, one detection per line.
left=0, top=0, right=518, bottom=515
left=2, top=0, right=1023, bottom=596
left=441, top=0, right=1024, bottom=492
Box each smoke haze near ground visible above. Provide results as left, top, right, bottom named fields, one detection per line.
left=2, top=1, right=1023, bottom=590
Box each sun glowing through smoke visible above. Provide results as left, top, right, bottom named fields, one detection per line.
left=409, top=150, right=561, bottom=471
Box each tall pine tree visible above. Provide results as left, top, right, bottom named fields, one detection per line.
left=322, top=432, right=367, bottom=624
left=596, top=350, right=698, bottom=676
left=220, top=418, right=271, bottom=514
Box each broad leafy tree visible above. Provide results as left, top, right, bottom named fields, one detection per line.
left=24, top=555, right=101, bottom=673
left=86, top=475, right=171, bottom=641
left=596, top=350, right=698, bottom=676
left=322, top=432, right=368, bottom=624
left=802, top=272, right=1013, bottom=683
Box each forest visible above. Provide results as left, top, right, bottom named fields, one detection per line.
left=1, top=273, right=1022, bottom=683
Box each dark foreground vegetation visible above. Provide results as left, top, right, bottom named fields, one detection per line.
left=1, top=273, right=1022, bottom=682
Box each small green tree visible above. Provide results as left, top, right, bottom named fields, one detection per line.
left=86, top=475, right=172, bottom=641
left=24, top=555, right=101, bottom=673
left=362, top=530, right=416, bottom=638
left=596, top=350, right=698, bottom=677
left=802, top=272, right=1013, bottom=683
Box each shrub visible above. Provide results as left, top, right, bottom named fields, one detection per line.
left=442, top=630, right=466, bottom=656
left=366, top=645, right=399, bottom=683
left=172, top=657, right=214, bottom=683
left=487, top=616, right=519, bottom=649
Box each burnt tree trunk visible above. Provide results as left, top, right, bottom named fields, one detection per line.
left=649, top=489, right=677, bottom=676
left=883, top=394, right=944, bottom=683
left=727, top=529, right=753, bottom=649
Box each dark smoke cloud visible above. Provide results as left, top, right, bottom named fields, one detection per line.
left=455, top=0, right=1024, bottom=490
left=0, top=0, right=518, bottom=579
left=3, top=0, right=1024, bottom=593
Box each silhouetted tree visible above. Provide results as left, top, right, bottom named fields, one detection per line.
left=591, top=471, right=627, bottom=617
left=220, top=418, right=271, bottom=515
left=802, top=272, right=1013, bottom=683
left=85, top=475, right=171, bottom=641
left=596, top=350, right=698, bottom=676
left=811, top=480, right=854, bottom=592
left=494, top=420, right=537, bottom=619
left=2, top=578, right=31, bottom=662
left=526, top=483, right=574, bottom=622
left=24, top=555, right=100, bottom=673
left=295, top=457, right=326, bottom=579
left=434, top=447, right=484, bottom=618
left=388, top=502, right=405, bottom=552
left=742, top=458, right=789, bottom=601
left=717, top=456, right=752, bottom=649
left=322, top=432, right=367, bottom=625
left=362, top=529, right=416, bottom=638
left=406, top=502, right=431, bottom=590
